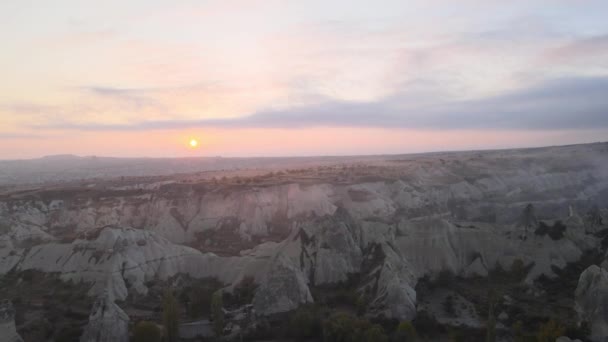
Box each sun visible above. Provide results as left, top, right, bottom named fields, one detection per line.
left=189, top=138, right=199, bottom=148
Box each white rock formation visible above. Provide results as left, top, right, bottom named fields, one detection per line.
left=80, top=292, right=129, bottom=342
left=575, top=265, right=608, bottom=342
left=252, top=262, right=313, bottom=315
left=0, top=142, right=607, bottom=321
left=556, top=337, right=583, bottom=342
left=0, top=300, right=23, bottom=342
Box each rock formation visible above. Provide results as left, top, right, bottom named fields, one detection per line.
left=0, top=142, right=607, bottom=322
left=575, top=265, right=608, bottom=342
left=80, top=292, right=130, bottom=342
left=0, top=300, right=23, bottom=342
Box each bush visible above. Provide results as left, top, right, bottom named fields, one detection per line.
left=289, top=306, right=321, bottom=340
left=512, top=320, right=525, bottom=342
left=364, top=324, right=388, bottom=342
left=511, top=258, right=525, bottom=275
left=393, top=321, right=417, bottom=341
left=435, top=270, right=455, bottom=288
left=132, top=321, right=161, bottom=342
left=412, top=311, right=445, bottom=337
left=443, top=295, right=456, bottom=317
left=232, top=276, right=256, bottom=305
left=322, top=312, right=387, bottom=342
left=536, top=319, right=565, bottom=342
left=534, top=221, right=566, bottom=240
left=53, top=326, right=82, bottom=342
left=323, top=312, right=357, bottom=341
left=563, top=321, right=591, bottom=340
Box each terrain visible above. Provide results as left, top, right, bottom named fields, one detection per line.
left=1, top=142, right=608, bottom=341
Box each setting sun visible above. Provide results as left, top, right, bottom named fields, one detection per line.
left=189, top=139, right=199, bottom=148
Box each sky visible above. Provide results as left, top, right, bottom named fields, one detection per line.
left=1, top=0, right=608, bottom=159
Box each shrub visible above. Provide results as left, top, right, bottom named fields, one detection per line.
left=435, top=269, right=455, bottom=288
left=233, top=276, right=256, bottom=305
left=534, top=221, right=566, bottom=240
left=132, top=321, right=161, bottom=342
left=393, top=321, right=417, bottom=341
left=322, top=312, right=386, bottom=342
left=443, top=295, right=456, bottom=317
left=510, top=258, right=528, bottom=280
left=323, top=312, right=357, bottom=341
left=563, top=321, right=591, bottom=340
left=289, top=306, right=321, bottom=340
left=537, top=319, right=565, bottom=342
left=412, top=311, right=445, bottom=337
left=364, top=324, right=388, bottom=342
left=512, top=320, right=525, bottom=342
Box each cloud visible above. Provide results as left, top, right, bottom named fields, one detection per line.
left=544, top=34, right=608, bottom=62
left=29, top=76, right=608, bottom=132
left=0, top=133, right=48, bottom=140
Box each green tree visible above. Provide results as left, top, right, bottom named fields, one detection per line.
left=162, top=288, right=179, bottom=342
left=210, top=289, right=225, bottom=337
left=132, top=321, right=161, bottom=342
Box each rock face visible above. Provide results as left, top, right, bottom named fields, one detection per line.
left=0, top=143, right=607, bottom=321
left=575, top=265, right=608, bottom=342
left=0, top=300, right=23, bottom=342
left=80, top=292, right=130, bottom=342
left=557, top=337, right=583, bottom=342
left=253, top=262, right=313, bottom=315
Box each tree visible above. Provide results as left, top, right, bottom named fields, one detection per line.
left=587, top=205, right=603, bottom=226
left=289, top=306, right=321, bottom=340
left=322, top=312, right=387, bottom=342
left=393, top=321, right=417, bottom=341
left=132, top=321, right=161, bottom=342
left=486, top=294, right=496, bottom=342
left=443, top=295, right=456, bottom=317
left=520, top=203, right=537, bottom=239
left=537, top=319, right=565, bottom=342
left=162, top=289, right=179, bottom=342
left=510, top=258, right=527, bottom=280
left=210, top=289, right=225, bottom=337
left=364, top=324, right=388, bottom=342
left=322, top=312, right=362, bottom=342
left=512, top=320, right=525, bottom=342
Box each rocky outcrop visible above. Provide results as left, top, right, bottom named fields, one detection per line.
left=80, top=292, right=129, bottom=342
left=368, top=243, right=417, bottom=320
left=1, top=143, right=607, bottom=322
left=252, top=262, right=313, bottom=315
left=575, top=265, right=608, bottom=342
left=0, top=300, right=23, bottom=342
left=557, top=337, right=583, bottom=342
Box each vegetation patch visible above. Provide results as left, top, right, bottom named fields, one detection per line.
left=535, top=221, right=567, bottom=240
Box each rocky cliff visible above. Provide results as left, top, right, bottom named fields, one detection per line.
left=575, top=265, right=608, bottom=342
left=1, top=143, right=607, bottom=334
left=80, top=292, right=129, bottom=342
left=0, top=300, right=24, bottom=342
